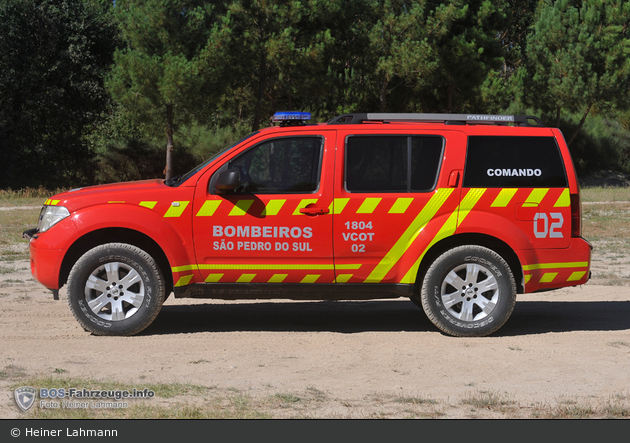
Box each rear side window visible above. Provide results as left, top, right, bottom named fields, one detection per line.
left=463, top=136, right=567, bottom=188
left=345, top=136, right=443, bottom=192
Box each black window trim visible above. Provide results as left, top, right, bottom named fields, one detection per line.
left=343, top=134, right=445, bottom=194
left=209, top=134, right=325, bottom=195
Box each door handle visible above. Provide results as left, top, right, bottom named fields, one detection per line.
left=299, top=206, right=330, bottom=215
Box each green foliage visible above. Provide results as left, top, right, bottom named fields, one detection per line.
left=3, top=0, right=630, bottom=188
left=522, top=0, right=630, bottom=143
left=0, top=0, right=120, bottom=189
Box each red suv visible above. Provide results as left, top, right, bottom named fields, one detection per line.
left=24, top=112, right=592, bottom=337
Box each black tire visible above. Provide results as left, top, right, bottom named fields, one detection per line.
left=420, top=245, right=516, bottom=337
left=67, top=243, right=166, bottom=336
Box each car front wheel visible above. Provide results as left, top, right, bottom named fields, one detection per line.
left=67, top=243, right=166, bottom=336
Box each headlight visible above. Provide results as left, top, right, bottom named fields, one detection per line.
left=37, top=205, right=70, bottom=233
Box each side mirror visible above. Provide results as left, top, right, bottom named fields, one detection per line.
left=214, top=170, right=241, bottom=194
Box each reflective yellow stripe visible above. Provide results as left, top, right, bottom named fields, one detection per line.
left=335, top=274, right=353, bottom=283
left=357, top=198, right=381, bottom=214
left=173, top=263, right=360, bottom=272
left=554, top=188, right=570, bottom=207
left=401, top=188, right=486, bottom=284
left=490, top=188, right=517, bottom=207
left=108, top=201, right=125, bottom=204
left=174, top=274, right=194, bottom=287
left=365, top=188, right=453, bottom=283
left=524, top=275, right=532, bottom=284
left=236, top=274, right=256, bottom=283
left=389, top=198, right=414, bottom=214
left=300, top=274, right=320, bottom=283
left=268, top=274, right=287, bottom=283
left=196, top=200, right=221, bottom=216
left=457, top=188, right=486, bottom=227
left=229, top=200, right=254, bottom=216
left=261, top=199, right=285, bottom=216
left=523, top=188, right=549, bottom=207
left=205, top=273, right=223, bottom=282
left=567, top=271, right=586, bottom=281
left=329, top=198, right=350, bottom=214
left=139, top=201, right=157, bottom=209
left=164, top=201, right=190, bottom=218
left=540, top=272, right=558, bottom=283
left=46, top=199, right=60, bottom=205
left=522, top=262, right=588, bottom=271
left=293, top=199, right=319, bottom=215
left=172, top=264, right=199, bottom=273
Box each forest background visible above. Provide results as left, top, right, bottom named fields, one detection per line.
left=1, top=0, right=629, bottom=190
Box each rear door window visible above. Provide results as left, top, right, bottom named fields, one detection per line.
left=345, top=135, right=443, bottom=192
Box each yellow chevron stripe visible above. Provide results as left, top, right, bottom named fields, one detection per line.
left=401, top=188, right=486, bottom=284
left=329, top=198, right=350, bottom=215
left=236, top=274, right=256, bottom=283
left=490, top=188, right=517, bottom=207
left=540, top=272, right=558, bottom=283
left=139, top=201, right=157, bottom=209
left=567, top=271, right=586, bottom=281
left=357, top=198, right=382, bottom=214
left=229, top=200, right=254, bottom=216
left=204, top=273, right=223, bottom=282
left=164, top=201, right=190, bottom=218
left=554, top=188, right=570, bottom=207
left=268, top=274, right=288, bottom=283
left=261, top=199, right=286, bottom=216
left=300, top=274, right=320, bottom=283
left=196, top=200, right=221, bottom=216
left=522, top=188, right=549, bottom=207
left=389, top=198, right=414, bottom=214
left=364, top=188, right=454, bottom=283
left=335, top=274, right=353, bottom=283
left=174, top=274, right=194, bottom=287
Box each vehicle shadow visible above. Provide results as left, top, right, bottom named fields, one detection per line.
left=142, top=299, right=630, bottom=336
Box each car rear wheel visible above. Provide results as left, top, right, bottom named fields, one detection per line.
left=420, top=245, right=517, bottom=337
left=67, top=243, right=165, bottom=336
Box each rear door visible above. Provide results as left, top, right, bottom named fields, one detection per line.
left=332, top=129, right=466, bottom=285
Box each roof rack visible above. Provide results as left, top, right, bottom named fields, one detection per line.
left=327, top=113, right=544, bottom=127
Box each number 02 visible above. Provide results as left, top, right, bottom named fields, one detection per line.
left=533, top=212, right=564, bottom=238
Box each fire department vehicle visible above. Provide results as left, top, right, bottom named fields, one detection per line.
left=24, top=112, right=592, bottom=337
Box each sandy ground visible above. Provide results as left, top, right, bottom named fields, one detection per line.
left=1, top=248, right=629, bottom=418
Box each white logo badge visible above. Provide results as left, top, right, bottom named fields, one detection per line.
left=14, top=386, right=37, bottom=412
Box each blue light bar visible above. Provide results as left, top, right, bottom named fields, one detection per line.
left=272, top=111, right=311, bottom=122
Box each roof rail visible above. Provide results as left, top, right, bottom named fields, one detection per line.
left=327, top=113, right=544, bottom=127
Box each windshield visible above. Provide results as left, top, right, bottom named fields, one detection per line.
left=165, top=131, right=259, bottom=187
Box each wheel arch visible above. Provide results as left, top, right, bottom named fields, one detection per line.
left=59, top=228, right=173, bottom=295
left=414, top=233, right=524, bottom=296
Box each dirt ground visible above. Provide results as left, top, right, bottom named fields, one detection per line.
left=1, top=250, right=629, bottom=419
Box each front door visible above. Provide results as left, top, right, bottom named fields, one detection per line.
left=192, top=132, right=336, bottom=285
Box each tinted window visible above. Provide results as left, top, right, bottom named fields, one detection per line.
left=346, top=136, right=443, bottom=192
left=228, top=137, right=323, bottom=193
left=464, top=136, right=567, bottom=188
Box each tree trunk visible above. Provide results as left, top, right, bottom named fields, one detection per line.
left=379, top=78, right=389, bottom=113
left=567, top=102, right=593, bottom=148
left=165, top=104, right=174, bottom=180
left=555, top=106, right=561, bottom=129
